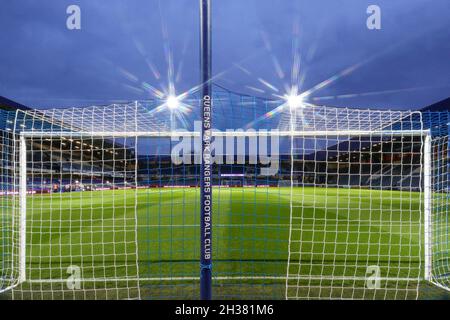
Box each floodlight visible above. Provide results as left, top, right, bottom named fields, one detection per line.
left=287, top=94, right=304, bottom=109
left=166, top=96, right=180, bottom=110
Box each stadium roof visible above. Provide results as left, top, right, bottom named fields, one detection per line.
left=421, top=96, right=450, bottom=112
left=0, top=95, right=30, bottom=111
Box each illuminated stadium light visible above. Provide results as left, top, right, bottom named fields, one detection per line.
left=166, top=95, right=180, bottom=110
left=287, top=94, right=304, bottom=109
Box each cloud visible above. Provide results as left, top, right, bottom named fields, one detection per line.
left=0, top=0, right=449, bottom=109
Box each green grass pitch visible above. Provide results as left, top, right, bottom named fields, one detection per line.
left=2, top=187, right=449, bottom=299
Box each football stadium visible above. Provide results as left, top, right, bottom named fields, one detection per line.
left=0, top=1, right=449, bottom=302
left=0, top=86, right=449, bottom=300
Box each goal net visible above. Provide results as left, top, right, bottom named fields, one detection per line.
left=284, top=106, right=428, bottom=299
left=428, top=135, right=450, bottom=292
left=0, top=112, right=18, bottom=293
left=0, top=91, right=448, bottom=300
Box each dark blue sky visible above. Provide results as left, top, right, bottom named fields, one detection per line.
left=1, top=0, right=449, bottom=110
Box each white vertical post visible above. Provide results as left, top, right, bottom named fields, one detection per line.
left=424, top=134, right=432, bottom=281
left=19, top=134, right=27, bottom=283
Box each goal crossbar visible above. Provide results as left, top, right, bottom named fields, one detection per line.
left=20, top=130, right=430, bottom=138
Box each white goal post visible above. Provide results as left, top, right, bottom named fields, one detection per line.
left=424, top=134, right=432, bottom=282
left=19, top=134, right=27, bottom=284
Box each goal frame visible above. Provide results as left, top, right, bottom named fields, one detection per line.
left=15, top=128, right=434, bottom=296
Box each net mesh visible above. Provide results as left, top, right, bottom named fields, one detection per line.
left=430, top=136, right=450, bottom=292
left=0, top=87, right=447, bottom=299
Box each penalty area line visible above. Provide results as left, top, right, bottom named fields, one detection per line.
left=28, top=275, right=421, bottom=283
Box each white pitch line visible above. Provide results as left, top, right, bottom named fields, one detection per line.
left=141, top=224, right=286, bottom=228
left=26, top=222, right=422, bottom=230
left=138, top=222, right=421, bottom=228
left=28, top=275, right=421, bottom=283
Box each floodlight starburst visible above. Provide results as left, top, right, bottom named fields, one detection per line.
left=166, top=95, right=180, bottom=110
left=287, top=94, right=304, bottom=109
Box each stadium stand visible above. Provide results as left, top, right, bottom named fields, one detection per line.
left=1, top=91, right=450, bottom=192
